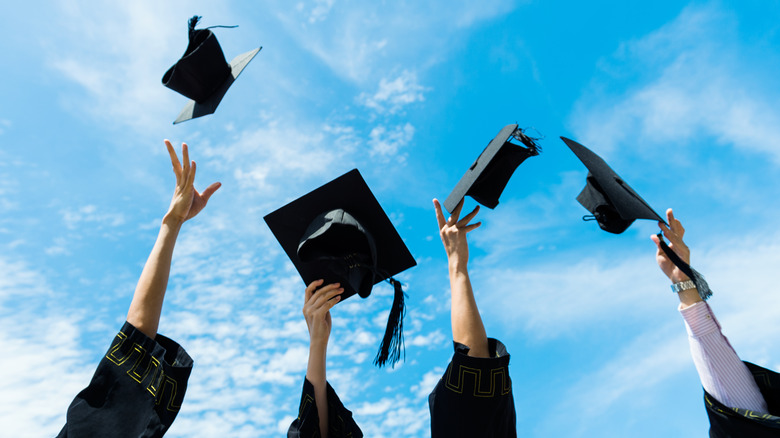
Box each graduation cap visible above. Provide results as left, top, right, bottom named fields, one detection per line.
left=562, top=136, right=712, bottom=300
left=561, top=136, right=665, bottom=234
left=162, top=16, right=261, bottom=124
left=264, top=169, right=417, bottom=367
left=443, top=124, right=541, bottom=214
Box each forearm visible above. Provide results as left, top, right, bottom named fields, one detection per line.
left=681, top=301, right=768, bottom=413
left=448, top=262, right=489, bottom=358
left=126, top=216, right=182, bottom=338
left=306, top=341, right=329, bottom=438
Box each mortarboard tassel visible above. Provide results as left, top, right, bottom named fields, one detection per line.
left=511, top=127, right=543, bottom=155
left=373, top=278, right=406, bottom=368
left=188, top=15, right=202, bottom=36
left=656, top=232, right=713, bottom=301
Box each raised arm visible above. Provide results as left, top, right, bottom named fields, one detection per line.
left=303, top=280, right=343, bottom=438
left=126, top=140, right=221, bottom=338
left=433, top=198, right=488, bottom=358
left=650, top=208, right=768, bottom=414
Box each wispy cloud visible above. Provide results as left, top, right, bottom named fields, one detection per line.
left=61, top=204, right=126, bottom=230
left=0, top=119, right=11, bottom=135
left=570, top=4, right=780, bottom=163
left=0, top=256, right=94, bottom=436
left=359, top=71, right=427, bottom=115
left=368, top=123, right=415, bottom=161
left=47, top=1, right=190, bottom=133
left=271, top=0, right=516, bottom=82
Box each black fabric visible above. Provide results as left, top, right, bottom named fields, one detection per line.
left=297, top=209, right=378, bottom=300
left=429, top=338, right=516, bottom=438
left=561, top=136, right=665, bottom=234
left=706, top=362, right=780, bottom=438
left=288, top=378, right=363, bottom=438
left=264, top=169, right=416, bottom=368
left=444, top=124, right=540, bottom=214
left=577, top=172, right=633, bottom=234
left=465, top=139, right=538, bottom=209
left=56, top=322, right=193, bottom=438
left=162, top=16, right=231, bottom=103
left=264, top=169, right=416, bottom=301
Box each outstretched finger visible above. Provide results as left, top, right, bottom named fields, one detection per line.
left=668, top=209, right=685, bottom=237
left=449, top=198, right=464, bottom=225
left=201, top=182, right=222, bottom=203
left=181, top=143, right=190, bottom=178
left=457, top=205, right=480, bottom=228
left=433, top=199, right=446, bottom=230
left=658, top=221, right=675, bottom=242
left=463, top=222, right=482, bottom=233
left=165, top=140, right=182, bottom=181
left=187, top=160, right=197, bottom=188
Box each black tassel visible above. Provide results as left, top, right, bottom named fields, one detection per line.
left=187, top=15, right=202, bottom=35
left=656, top=232, right=713, bottom=300
left=511, top=127, right=542, bottom=155
left=373, top=278, right=406, bottom=368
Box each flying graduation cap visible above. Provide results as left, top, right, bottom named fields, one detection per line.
left=444, top=124, right=541, bottom=214
left=162, top=16, right=261, bottom=124
left=264, top=169, right=417, bottom=367
left=562, top=136, right=712, bottom=300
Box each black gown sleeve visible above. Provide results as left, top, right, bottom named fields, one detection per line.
left=428, top=338, right=516, bottom=438
left=705, top=362, right=780, bottom=438
left=56, top=321, right=193, bottom=438
left=288, top=378, right=363, bottom=438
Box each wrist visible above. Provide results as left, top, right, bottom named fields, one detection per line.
left=162, top=212, right=185, bottom=228
left=448, top=259, right=468, bottom=274
left=669, top=273, right=691, bottom=283
left=309, top=338, right=328, bottom=354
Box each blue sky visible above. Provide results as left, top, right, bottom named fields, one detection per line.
left=2, top=1, right=780, bottom=436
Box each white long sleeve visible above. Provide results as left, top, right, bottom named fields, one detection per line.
left=680, top=301, right=768, bottom=413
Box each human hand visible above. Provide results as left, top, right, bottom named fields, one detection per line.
left=434, top=198, right=481, bottom=272
left=303, top=280, right=343, bottom=347
left=650, top=208, right=691, bottom=283
left=164, top=140, right=221, bottom=226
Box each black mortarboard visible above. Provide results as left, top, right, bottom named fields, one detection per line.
left=562, top=136, right=713, bottom=300
left=162, top=16, right=261, bottom=124
left=264, top=169, right=417, bottom=367
left=443, top=124, right=541, bottom=214
left=561, top=136, right=665, bottom=234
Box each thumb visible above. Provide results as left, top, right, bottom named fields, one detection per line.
left=201, top=182, right=222, bottom=202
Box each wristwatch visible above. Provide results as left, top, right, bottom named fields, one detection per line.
left=670, top=280, right=696, bottom=293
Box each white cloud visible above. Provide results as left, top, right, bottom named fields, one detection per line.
left=474, top=225, right=780, bottom=342
left=407, top=330, right=446, bottom=348
left=48, top=1, right=188, bottom=133
left=307, top=0, right=335, bottom=23
left=272, top=0, right=516, bottom=82
left=359, top=71, right=427, bottom=114
left=201, top=118, right=360, bottom=199
left=411, top=367, right=444, bottom=399
left=0, top=119, right=10, bottom=135
left=570, top=4, right=780, bottom=163
left=0, top=256, right=94, bottom=436
left=61, top=204, right=126, bottom=230
left=368, top=123, right=415, bottom=161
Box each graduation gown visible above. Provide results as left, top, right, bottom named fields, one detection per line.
left=288, top=378, right=362, bottom=438
left=57, top=322, right=193, bottom=438
left=706, top=362, right=780, bottom=437
left=428, top=338, right=516, bottom=438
